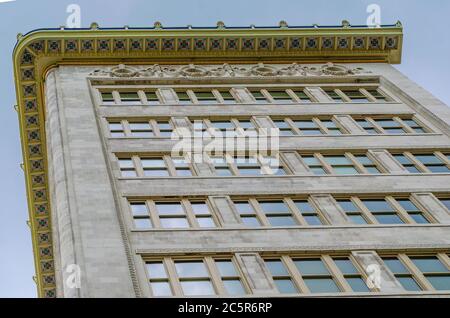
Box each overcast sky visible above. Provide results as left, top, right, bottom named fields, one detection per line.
left=0, top=0, right=449, bottom=298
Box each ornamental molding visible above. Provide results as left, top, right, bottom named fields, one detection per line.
left=89, top=62, right=370, bottom=78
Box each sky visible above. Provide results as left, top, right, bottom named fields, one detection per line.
left=0, top=0, right=449, bottom=298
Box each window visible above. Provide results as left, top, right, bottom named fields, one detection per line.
left=259, top=201, right=297, bottom=227
left=382, top=255, right=450, bottom=291
left=145, top=91, right=160, bottom=105
left=410, top=256, right=450, bottom=290
left=273, top=120, right=296, bottom=136
left=355, top=119, right=378, bottom=134
left=353, top=155, right=381, bottom=174
left=119, top=159, right=137, bottom=177
left=130, top=200, right=215, bottom=229
left=265, top=259, right=299, bottom=294
left=393, top=152, right=450, bottom=173
left=267, top=90, right=293, bottom=103
left=401, top=119, right=427, bottom=133
left=293, top=200, right=323, bottom=225
left=292, top=89, right=312, bottom=103
left=233, top=201, right=261, bottom=227
left=322, top=155, right=359, bottom=175
left=333, top=257, right=370, bottom=292
left=145, top=257, right=247, bottom=297
left=301, top=155, right=327, bottom=175
left=211, top=155, right=287, bottom=176
left=190, top=202, right=216, bottom=228
left=101, top=92, right=115, bottom=104
left=360, top=199, right=404, bottom=224
left=172, top=158, right=193, bottom=176
left=211, top=157, right=233, bottom=176
left=141, top=158, right=170, bottom=177
left=336, top=200, right=368, bottom=224
left=156, top=121, right=173, bottom=137
left=129, top=122, right=154, bottom=137
left=176, top=91, right=193, bottom=104
left=325, top=90, right=344, bottom=103
left=119, top=92, right=141, bottom=104
left=366, top=89, right=388, bottom=101
left=146, top=262, right=173, bottom=296
left=396, top=199, right=430, bottom=224
left=175, top=261, right=215, bottom=296
left=250, top=90, right=269, bottom=104
left=130, top=202, right=153, bottom=229
left=374, top=119, right=406, bottom=134
left=293, top=120, right=323, bottom=135
left=194, top=91, right=218, bottom=104
left=342, top=90, right=370, bottom=103
left=109, top=122, right=125, bottom=137
left=218, top=90, right=236, bottom=104
left=294, top=258, right=340, bottom=293
left=265, top=255, right=372, bottom=295
left=209, top=120, right=236, bottom=134
left=215, top=260, right=246, bottom=295
left=321, top=120, right=344, bottom=135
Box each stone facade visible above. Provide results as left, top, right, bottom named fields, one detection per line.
left=41, top=62, right=450, bottom=297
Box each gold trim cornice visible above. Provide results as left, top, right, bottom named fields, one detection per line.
left=12, top=24, right=403, bottom=298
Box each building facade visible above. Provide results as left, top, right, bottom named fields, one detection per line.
left=12, top=22, right=450, bottom=298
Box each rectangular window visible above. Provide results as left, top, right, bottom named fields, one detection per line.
left=233, top=201, right=262, bottom=227
left=211, top=157, right=233, bottom=176
left=410, top=256, right=450, bottom=290
left=175, top=261, right=215, bottom=296
left=382, top=257, right=422, bottom=291
left=401, top=119, right=427, bottom=133
left=146, top=262, right=173, bottom=296
left=393, top=152, right=450, bottom=173
left=301, top=155, right=327, bottom=175
left=322, top=155, right=359, bottom=175
left=250, top=90, right=269, bottom=104
left=343, top=90, right=370, bottom=103
left=194, top=91, right=218, bottom=104
left=141, top=158, right=170, bottom=177
left=267, top=90, right=293, bottom=103
left=130, top=202, right=153, bottom=229
left=293, top=120, right=323, bottom=135
left=218, top=90, right=236, bottom=104
left=292, top=90, right=312, bottom=103
left=273, top=120, right=296, bottom=136
left=353, top=155, right=381, bottom=174
left=109, top=122, right=125, bottom=137
left=176, top=91, right=193, bottom=104
left=293, top=200, right=323, bottom=225
left=129, top=122, right=154, bottom=137
left=172, top=158, right=193, bottom=177
left=360, top=199, right=404, bottom=224
left=215, top=260, right=246, bottom=295
left=145, top=91, right=160, bottom=105
left=366, top=89, right=388, bottom=101
left=101, top=92, right=115, bottom=104
left=438, top=198, right=450, bottom=211
left=333, top=257, right=370, bottom=292
left=155, top=202, right=190, bottom=229
left=294, top=258, right=340, bottom=293
left=374, top=119, right=406, bottom=134
left=325, top=90, right=344, bottom=103
left=119, top=92, right=141, bottom=104
left=156, top=121, right=173, bottom=137
left=258, top=200, right=297, bottom=227
left=190, top=202, right=216, bottom=228
left=355, top=119, right=379, bottom=134
left=265, top=259, right=299, bottom=294
left=336, top=199, right=368, bottom=224
left=396, top=199, right=430, bottom=224
left=119, top=159, right=137, bottom=177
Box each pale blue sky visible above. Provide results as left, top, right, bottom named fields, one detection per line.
left=0, top=0, right=449, bottom=298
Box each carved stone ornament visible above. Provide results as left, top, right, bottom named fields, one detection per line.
left=89, top=62, right=371, bottom=78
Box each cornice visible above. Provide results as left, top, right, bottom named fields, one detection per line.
left=11, top=23, right=403, bottom=298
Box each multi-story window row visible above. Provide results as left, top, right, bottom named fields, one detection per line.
left=106, top=116, right=433, bottom=138
left=117, top=150, right=450, bottom=177
left=98, top=86, right=394, bottom=105
left=143, top=253, right=450, bottom=297
left=128, top=194, right=448, bottom=230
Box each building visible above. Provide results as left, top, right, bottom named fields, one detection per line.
left=12, top=21, right=450, bottom=298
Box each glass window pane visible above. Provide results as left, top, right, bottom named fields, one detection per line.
left=375, top=214, right=404, bottom=224
left=121, top=170, right=137, bottom=177
left=265, top=260, right=289, bottom=276
left=175, top=261, right=209, bottom=278
left=197, top=217, right=216, bottom=228
left=223, top=280, right=246, bottom=295
left=337, top=200, right=359, bottom=212
left=440, top=199, right=450, bottom=210
left=134, top=218, right=152, bottom=229
left=304, top=278, right=340, bottom=293
left=334, top=259, right=359, bottom=274
left=181, top=281, right=215, bottom=296
left=324, top=156, right=351, bottom=165
left=349, top=215, right=368, bottom=224
left=383, top=258, right=410, bottom=274
left=410, top=214, right=430, bottom=224
left=216, top=261, right=237, bottom=277
left=274, top=279, right=298, bottom=294
left=414, top=155, right=442, bottom=164
left=143, top=169, right=169, bottom=177
left=147, top=263, right=168, bottom=279
left=131, top=203, right=148, bottom=216
left=242, top=217, right=261, bottom=227
left=427, top=276, right=450, bottom=290
left=151, top=282, right=172, bottom=296
left=294, top=259, right=329, bottom=275
left=304, top=215, right=323, bottom=226
left=267, top=216, right=296, bottom=227
left=191, top=203, right=210, bottom=215
left=141, top=159, right=166, bottom=167
left=156, top=203, right=184, bottom=215
left=160, top=218, right=189, bottom=228
left=302, top=156, right=321, bottom=165
left=259, top=201, right=289, bottom=213
left=334, top=167, right=359, bottom=175
left=234, top=202, right=253, bottom=213
left=397, top=277, right=422, bottom=291
left=311, top=167, right=327, bottom=175
left=119, top=159, right=134, bottom=168
left=347, top=277, right=370, bottom=292
left=428, top=166, right=450, bottom=173
left=294, top=201, right=314, bottom=212
left=410, top=257, right=449, bottom=273
left=362, top=200, right=394, bottom=212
